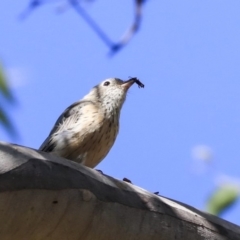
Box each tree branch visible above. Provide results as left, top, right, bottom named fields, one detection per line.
left=20, top=0, right=146, bottom=55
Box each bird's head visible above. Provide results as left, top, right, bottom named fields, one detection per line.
left=83, top=77, right=144, bottom=117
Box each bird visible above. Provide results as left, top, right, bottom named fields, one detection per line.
left=39, top=77, right=144, bottom=168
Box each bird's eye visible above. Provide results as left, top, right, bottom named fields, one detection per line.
left=103, top=81, right=110, bottom=86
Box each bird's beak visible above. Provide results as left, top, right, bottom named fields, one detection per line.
left=121, top=79, right=135, bottom=91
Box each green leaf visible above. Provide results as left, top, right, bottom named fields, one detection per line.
left=0, top=62, right=17, bottom=137
left=0, top=106, right=16, bottom=136
left=0, top=63, right=14, bottom=102
left=206, top=184, right=239, bottom=216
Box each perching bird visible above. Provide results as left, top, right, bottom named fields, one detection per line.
left=39, top=77, right=144, bottom=168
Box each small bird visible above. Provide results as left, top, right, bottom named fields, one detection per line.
left=39, top=77, right=144, bottom=168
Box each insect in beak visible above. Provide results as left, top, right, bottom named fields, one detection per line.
left=121, top=77, right=144, bottom=90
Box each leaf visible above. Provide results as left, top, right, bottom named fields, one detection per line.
left=206, top=184, right=239, bottom=216
left=0, top=63, right=17, bottom=137
left=0, top=64, right=14, bottom=102
left=0, top=106, right=16, bottom=136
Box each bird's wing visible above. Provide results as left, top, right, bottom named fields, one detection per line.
left=39, top=100, right=97, bottom=152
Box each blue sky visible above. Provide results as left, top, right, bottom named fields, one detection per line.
left=1, top=0, right=240, bottom=225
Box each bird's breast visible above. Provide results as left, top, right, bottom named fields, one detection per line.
left=83, top=116, right=119, bottom=168
left=64, top=112, right=119, bottom=167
